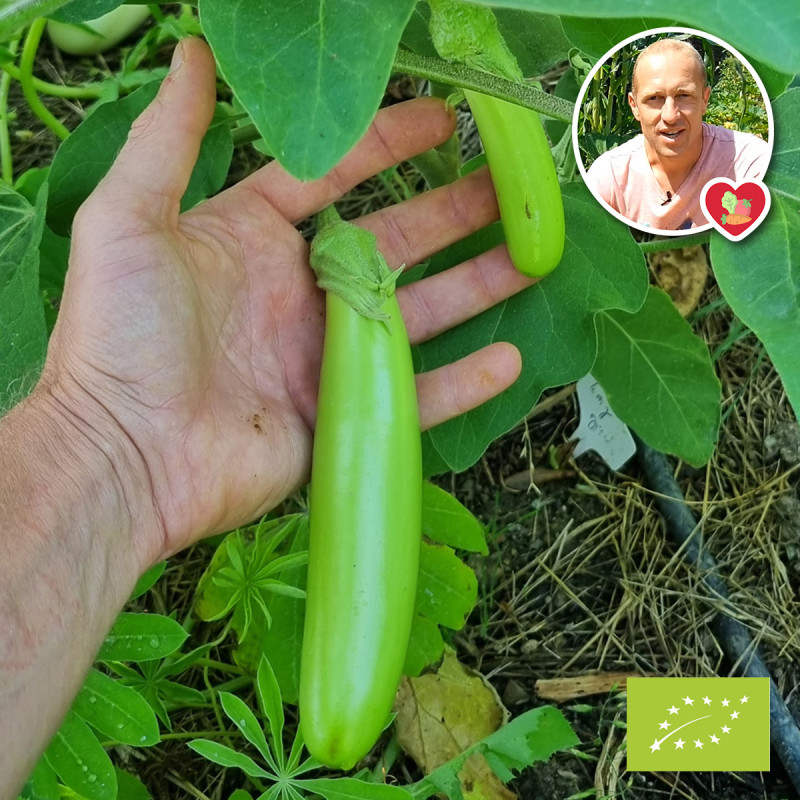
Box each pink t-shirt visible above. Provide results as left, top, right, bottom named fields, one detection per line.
left=585, top=123, right=770, bottom=230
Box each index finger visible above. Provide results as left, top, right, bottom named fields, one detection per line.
left=206, top=97, right=457, bottom=224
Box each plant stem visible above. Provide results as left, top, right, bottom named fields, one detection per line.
left=204, top=663, right=235, bottom=751
left=0, top=61, right=104, bottom=99
left=195, top=657, right=248, bottom=675
left=0, top=38, right=19, bottom=184
left=202, top=674, right=253, bottom=697
left=393, top=49, right=574, bottom=123
left=19, top=18, right=70, bottom=140
left=231, top=122, right=260, bottom=147
left=637, top=232, right=711, bottom=254
left=160, top=729, right=246, bottom=741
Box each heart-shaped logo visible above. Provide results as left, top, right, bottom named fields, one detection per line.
left=700, top=178, right=771, bottom=241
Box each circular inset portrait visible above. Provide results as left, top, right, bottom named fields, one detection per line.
left=574, top=27, right=773, bottom=235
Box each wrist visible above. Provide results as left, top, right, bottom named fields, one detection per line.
left=7, top=380, right=159, bottom=582
left=0, top=385, right=158, bottom=792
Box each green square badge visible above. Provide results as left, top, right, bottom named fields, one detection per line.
left=627, top=677, right=770, bottom=771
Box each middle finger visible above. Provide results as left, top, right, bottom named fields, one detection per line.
left=356, top=166, right=500, bottom=269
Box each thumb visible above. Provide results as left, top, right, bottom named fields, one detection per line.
left=94, top=37, right=217, bottom=224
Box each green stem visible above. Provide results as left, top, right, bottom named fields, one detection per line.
left=1, top=60, right=104, bottom=99
left=393, top=49, right=574, bottom=123
left=201, top=674, right=253, bottom=697
left=0, top=38, right=19, bottom=184
left=637, top=232, right=711, bottom=253
left=376, top=167, right=405, bottom=205
left=231, top=122, right=260, bottom=147
left=159, top=729, right=246, bottom=742
left=19, top=18, right=70, bottom=140
left=194, top=657, right=248, bottom=675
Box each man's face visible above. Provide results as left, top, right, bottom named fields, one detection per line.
left=628, top=50, right=711, bottom=168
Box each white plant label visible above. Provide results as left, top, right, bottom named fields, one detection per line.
left=572, top=374, right=636, bottom=470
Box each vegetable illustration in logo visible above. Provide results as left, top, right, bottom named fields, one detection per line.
left=720, top=190, right=752, bottom=226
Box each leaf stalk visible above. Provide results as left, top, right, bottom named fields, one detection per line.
left=393, top=48, right=574, bottom=123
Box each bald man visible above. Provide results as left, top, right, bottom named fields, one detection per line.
left=585, top=38, right=770, bottom=230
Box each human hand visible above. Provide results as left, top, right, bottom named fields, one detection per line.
left=40, top=37, right=531, bottom=568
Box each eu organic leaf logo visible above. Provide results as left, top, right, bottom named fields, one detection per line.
left=627, top=677, right=770, bottom=771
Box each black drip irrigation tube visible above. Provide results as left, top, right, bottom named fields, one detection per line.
left=635, top=434, right=800, bottom=794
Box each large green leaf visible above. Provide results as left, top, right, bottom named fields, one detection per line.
left=43, top=710, right=116, bottom=800
left=51, top=0, right=124, bottom=23
left=420, top=182, right=648, bottom=474
left=0, top=0, right=69, bottom=39
left=47, top=81, right=233, bottom=235
left=13, top=168, right=69, bottom=333
left=198, top=0, right=416, bottom=180
left=403, top=3, right=569, bottom=77
left=711, top=195, right=800, bottom=419
left=593, top=287, right=721, bottom=466
left=709, top=88, right=800, bottom=420
left=470, top=0, right=800, bottom=75
left=769, top=88, right=800, bottom=204
left=496, top=11, right=570, bottom=77
left=560, top=16, right=672, bottom=59
left=561, top=17, right=793, bottom=100
left=0, top=184, right=47, bottom=414
left=403, top=5, right=568, bottom=78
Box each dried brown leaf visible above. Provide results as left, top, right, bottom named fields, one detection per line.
left=394, top=648, right=512, bottom=799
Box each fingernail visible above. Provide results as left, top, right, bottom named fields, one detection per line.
left=170, top=40, right=185, bottom=74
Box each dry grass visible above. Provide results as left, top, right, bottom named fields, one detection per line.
left=448, top=284, right=800, bottom=799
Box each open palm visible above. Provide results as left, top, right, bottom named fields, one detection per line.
left=45, top=38, right=529, bottom=564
